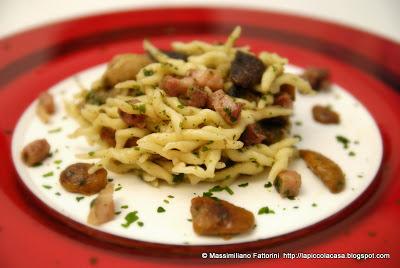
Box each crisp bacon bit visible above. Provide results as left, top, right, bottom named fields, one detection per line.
left=312, top=105, right=340, bottom=124
left=302, top=67, right=331, bottom=91
left=273, top=92, right=293, bottom=108
left=87, top=183, right=115, bottom=225
left=185, top=87, right=209, bottom=108
left=274, top=170, right=302, bottom=198
left=240, top=123, right=266, bottom=146
left=190, top=69, right=224, bottom=91
left=100, top=127, right=116, bottom=147
left=160, top=75, right=194, bottom=97
left=118, top=109, right=146, bottom=128
left=124, top=137, right=139, bottom=148
left=21, top=139, right=51, bottom=166
left=190, top=196, right=255, bottom=236
left=210, top=90, right=242, bottom=125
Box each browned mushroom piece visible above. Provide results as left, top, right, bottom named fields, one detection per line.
left=274, top=170, right=302, bottom=198
left=21, top=139, right=51, bottom=166
left=60, top=163, right=107, bottom=195
left=299, top=149, right=345, bottom=193
left=87, top=183, right=115, bottom=226
left=103, top=54, right=152, bottom=87
left=312, top=105, right=340, bottom=124
left=36, top=92, right=55, bottom=123
left=301, top=67, right=331, bottom=91
left=190, top=196, right=255, bottom=236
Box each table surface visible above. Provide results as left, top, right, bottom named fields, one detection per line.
left=0, top=0, right=399, bottom=43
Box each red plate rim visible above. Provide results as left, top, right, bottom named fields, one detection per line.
left=1, top=6, right=400, bottom=264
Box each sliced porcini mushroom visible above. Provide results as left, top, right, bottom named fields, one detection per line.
left=190, top=196, right=255, bottom=236
left=299, top=149, right=345, bottom=193
left=60, top=163, right=108, bottom=195
left=87, top=183, right=115, bottom=226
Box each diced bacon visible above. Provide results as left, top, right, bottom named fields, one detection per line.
left=210, top=90, right=242, bottom=125
left=21, top=139, right=51, bottom=166
left=100, top=127, right=116, bottom=147
left=274, top=170, right=302, bottom=198
left=190, top=69, right=224, bottom=91
left=273, top=92, right=293, bottom=108
left=185, top=87, right=209, bottom=108
left=240, top=123, right=266, bottom=146
left=118, top=109, right=146, bottom=128
left=124, top=137, right=139, bottom=148
left=160, top=75, right=194, bottom=97
left=87, top=183, right=115, bottom=226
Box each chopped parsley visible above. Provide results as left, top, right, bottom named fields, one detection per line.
left=143, top=69, right=154, bottom=76
left=55, top=192, right=61, bottom=196
left=203, top=192, right=213, bottom=197
left=42, top=185, right=52, bottom=189
left=108, top=178, right=114, bottom=182
left=312, top=203, right=317, bottom=207
left=163, top=199, right=169, bottom=204
left=336, top=135, right=350, bottom=149
left=121, top=205, right=128, bottom=209
left=48, top=127, right=62, bottom=133
left=295, top=121, right=302, bottom=126
left=88, top=151, right=95, bottom=157
left=258, top=206, right=275, bottom=215
left=205, top=185, right=234, bottom=196
left=202, top=146, right=209, bottom=152
left=238, top=182, right=249, bottom=188
left=349, top=151, right=356, bottom=156
left=42, top=171, right=54, bottom=178
left=167, top=195, right=174, bottom=199
left=293, top=206, right=299, bottom=209
left=32, top=162, right=43, bottom=167
left=177, top=104, right=185, bottom=109
left=264, top=182, right=272, bottom=188
left=54, top=160, right=62, bottom=165
left=293, top=134, right=302, bottom=141
left=157, top=206, right=166, bottom=213
left=173, top=173, right=184, bottom=183
left=76, top=196, right=85, bottom=202
left=187, top=218, right=192, bottom=222
left=131, top=104, right=146, bottom=114
left=115, top=186, right=122, bottom=191
left=137, top=221, right=144, bottom=227
left=121, top=211, right=139, bottom=228
left=115, top=211, right=121, bottom=215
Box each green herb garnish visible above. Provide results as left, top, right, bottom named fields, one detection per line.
left=42, top=171, right=54, bottom=178
left=54, top=160, right=62, bottom=164
left=173, top=173, right=184, bottom=183
left=312, top=203, right=317, bottom=207
left=88, top=151, right=95, bottom=156
left=121, top=205, right=128, bottom=209
left=76, top=196, right=84, bottom=202
left=157, top=206, right=166, bottom=213
left=137, top=221, right=144, bottom=227
left=258, top=206, right=275, bottom=215
left=167, top=195, right=174, bottom=199
left=336, top=135, right=350, bottom=149
left=264, top=182, right=272, bottom=188
left=121, top=211, right=139, bottom=228
left=143, top=69, right=154, bottom=76
left=238, top=182, right=249, bottom=188
left=42, top=185, right=52, bottom=189
left=48, top=127, right=62, bottom=133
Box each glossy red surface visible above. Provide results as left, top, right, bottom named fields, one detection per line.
left=0, top=7, right=400, bottom=267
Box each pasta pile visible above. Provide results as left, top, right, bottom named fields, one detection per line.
left=67, top=27, right=312, bottom=186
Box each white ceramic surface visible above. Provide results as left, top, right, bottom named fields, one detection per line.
left=11, top=64, right=383, bottom=246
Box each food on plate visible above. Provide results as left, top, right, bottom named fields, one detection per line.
left=66, top=26, right=313, bottom=186
left=302, top=67, right=331, bottom=91
left=60, top=163, right=108, bottom=195
left=190, top=196, right=255, bottom=236
left=274, top=170, right=302, bottom=198
left=87, top=183, right=115, bottom=225
left=21, top=139, right=50, bottom=166
left=299, top=149, right=345, bottom=193
left=312, top=105, right=340, bottom=124
left=103, top=54, right=152, bottom=88
left=36, top=92, right=55, bottom=123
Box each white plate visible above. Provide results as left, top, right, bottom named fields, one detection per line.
left=12, top=64, right=383, bottom=246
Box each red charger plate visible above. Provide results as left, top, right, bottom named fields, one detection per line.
left=0, top=7, right=399, bottom=268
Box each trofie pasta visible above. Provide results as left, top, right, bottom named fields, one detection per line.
left=66, top=26, right=313, bottom=186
